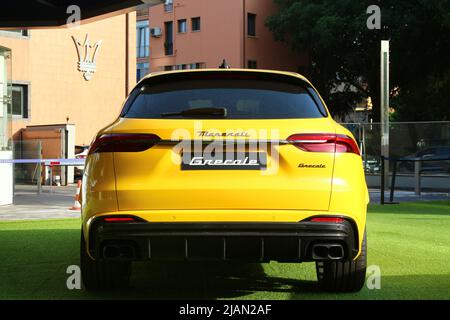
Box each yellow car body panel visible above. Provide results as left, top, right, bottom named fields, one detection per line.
left=81, top=69, right=368, bottom=261
left=111, top=118, right=335, bottom=212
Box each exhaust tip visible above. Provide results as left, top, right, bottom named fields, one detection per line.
left=328, top=245, right=344, bottom=259
left=312, top=243, right=345, bottom=260
left=312, top=245, right=329, bottom=259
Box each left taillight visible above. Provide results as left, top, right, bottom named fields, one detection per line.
left=310, top=217, right=345, bottom=223
left=287, top=133, right=360, bottom=155
left=102, top=215, right=145, bottom=222
left=88, top=133, right=161, bottom=155
left=103, top=217, right=136, bottom=222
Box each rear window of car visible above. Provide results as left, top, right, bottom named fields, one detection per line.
left=121, top=77, right=327, bottom=119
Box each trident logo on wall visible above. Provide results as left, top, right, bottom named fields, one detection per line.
left=72, top=34, right=102, bottom=81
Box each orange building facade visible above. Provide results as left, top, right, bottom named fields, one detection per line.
left=0, top=14, right=136, bottom=185
left=145, top=0, right=308, bottom=72
left=0, top=13, right=136, bottom=147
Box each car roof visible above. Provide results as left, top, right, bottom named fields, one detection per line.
left=139, top=68, right=313, bottom=87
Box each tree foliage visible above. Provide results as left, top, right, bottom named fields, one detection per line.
left=266, top=0, right=450, bottom=121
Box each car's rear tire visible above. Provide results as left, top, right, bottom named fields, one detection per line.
left=80, top=230, right=132, bottom=291
left=315, top=231, right=367, bottom=292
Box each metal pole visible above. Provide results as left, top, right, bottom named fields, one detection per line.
left=380, top=40, right=390, bottom=189
left=389, top=159, right=397, bottom=202
left=380, top=156, right=385, bottom=205
left=60, top=128, right=66, bottom=186
left=361, top=124, right=366, bottom=164
left=414, top=160, right=421, bottom=195
left=50, top=165, right=53, bottom=194
left=37, top=140, right=42, bottom=194
left=12, top=140, right=16, bottom=195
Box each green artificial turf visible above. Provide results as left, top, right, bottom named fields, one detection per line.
left=1, top=201, right=449, bottom=299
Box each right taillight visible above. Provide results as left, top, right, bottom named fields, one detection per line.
left=88, top=133, right=161, bottom=155
left=310, top=217, right=345, bottom=223
left=287, top=133, right=360, bottom=155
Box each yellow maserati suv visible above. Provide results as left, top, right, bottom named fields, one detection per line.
left=80, top=69, right=369, bottom=292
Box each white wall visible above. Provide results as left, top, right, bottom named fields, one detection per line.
left=0, top=54, right=6, bottom=148
left=0, top=151, right=13, bottom=205
left=0, top=53, right=13, bottom=205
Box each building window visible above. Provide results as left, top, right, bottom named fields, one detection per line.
left=191, top=17, right=201, bottom=31
left=247, top=13, right=256, bottom=36
left=0, top=29, right=29, bottom=37
left=137, top=62, right=150, bottom=81
left=190, top=62, right=205, bottom=69
left=164, top=0, right=173, bottom=12
left=178, top=19, right=187, bottom=33
left=164, top=21, right=174, bottom=55
left=247, top=60, right=257, bottom=69
left=11, top=84, right=28, bottom=118
left=136, top=20, right=150, bottom=58
left=163, top=64, right=205, bottom=71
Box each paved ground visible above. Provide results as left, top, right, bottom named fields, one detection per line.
left=1, top=185, right=449, bottom=221
left=0, top=184, right=80, bottom=220
left=369, top=189, right=450, bottom=204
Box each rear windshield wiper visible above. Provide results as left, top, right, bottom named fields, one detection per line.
left=161, top=107, right=227, bottom=118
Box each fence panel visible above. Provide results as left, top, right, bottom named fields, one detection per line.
left=341, top=121, right=450, bottom=191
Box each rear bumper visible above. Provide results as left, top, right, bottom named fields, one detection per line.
left=88, top=220, right=359, bottom=262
